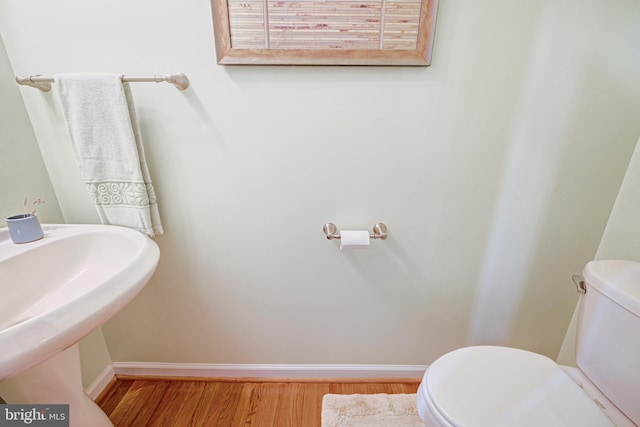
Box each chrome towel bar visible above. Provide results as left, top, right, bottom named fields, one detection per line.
left=15, top=72, right=190, bottom=92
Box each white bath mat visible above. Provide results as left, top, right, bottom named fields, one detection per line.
left=321, top=393, right=424, bottom=426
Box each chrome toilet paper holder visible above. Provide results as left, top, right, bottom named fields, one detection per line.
left=323, top=223, right=388, bottom=240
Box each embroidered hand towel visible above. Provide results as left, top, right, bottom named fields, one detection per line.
left=56, top=73, right=163, bottom=237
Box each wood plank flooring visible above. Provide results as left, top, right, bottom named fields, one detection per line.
left=96, top=377, right=420, bottom=426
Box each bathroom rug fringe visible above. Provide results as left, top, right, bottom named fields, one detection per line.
left=321, top=393, right=423, bottom=426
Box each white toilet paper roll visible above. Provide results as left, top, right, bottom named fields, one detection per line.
left=340, top=230, right=370, bottom=250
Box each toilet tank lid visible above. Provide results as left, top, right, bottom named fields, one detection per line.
left=584, top=260, right=640, bottom=316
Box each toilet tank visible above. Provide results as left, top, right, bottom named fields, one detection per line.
left=576, top=260, right=640, bottom=424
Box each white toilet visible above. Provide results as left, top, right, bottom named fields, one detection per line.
left=416, top=260, right=640, bottom=427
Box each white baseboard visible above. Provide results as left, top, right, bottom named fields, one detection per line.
left=111, top=362, right=428, bottom=380
left=85, top=363, right=427, bottom=397
left=85, top=365, right=116, bottom=400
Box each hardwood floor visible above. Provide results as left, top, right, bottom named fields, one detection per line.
left=96, top=377, right=420, bottom=426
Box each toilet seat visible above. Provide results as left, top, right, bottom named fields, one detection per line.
left=417, top=346, right=617, bottom=427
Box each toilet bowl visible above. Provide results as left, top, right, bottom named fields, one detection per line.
left=416, top=346, right=633, bottom=427
left=417, top=260, right=640, bottom=427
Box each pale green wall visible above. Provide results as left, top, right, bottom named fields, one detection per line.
left=0, top=0, right=639, bottom=383
left=597, top=137, right=640, bottom=261
left=0, top=33, right=62, bottom=222
left=78, top=329, right=113, bottom=390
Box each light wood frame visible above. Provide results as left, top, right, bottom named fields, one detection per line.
left=211, top=0, right=439, bottom=66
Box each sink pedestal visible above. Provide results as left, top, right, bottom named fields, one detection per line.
left=0, top=344, right=113, bottom=427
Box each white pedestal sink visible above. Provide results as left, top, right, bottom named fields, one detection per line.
left=0, top=224, right=160, bottom=426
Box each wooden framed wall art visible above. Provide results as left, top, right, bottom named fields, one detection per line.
left=211, top=0, right=439, bottom=65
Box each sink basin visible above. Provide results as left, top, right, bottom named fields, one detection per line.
left=0, top=224, right=159, bottom=380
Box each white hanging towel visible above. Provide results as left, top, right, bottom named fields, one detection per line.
left=56, top=73, right=163, bottom=237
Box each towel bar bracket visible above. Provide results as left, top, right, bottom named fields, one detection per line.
left=15, top=75, right=52, bottom=92
left=127, top=73, right=190, bottom=90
